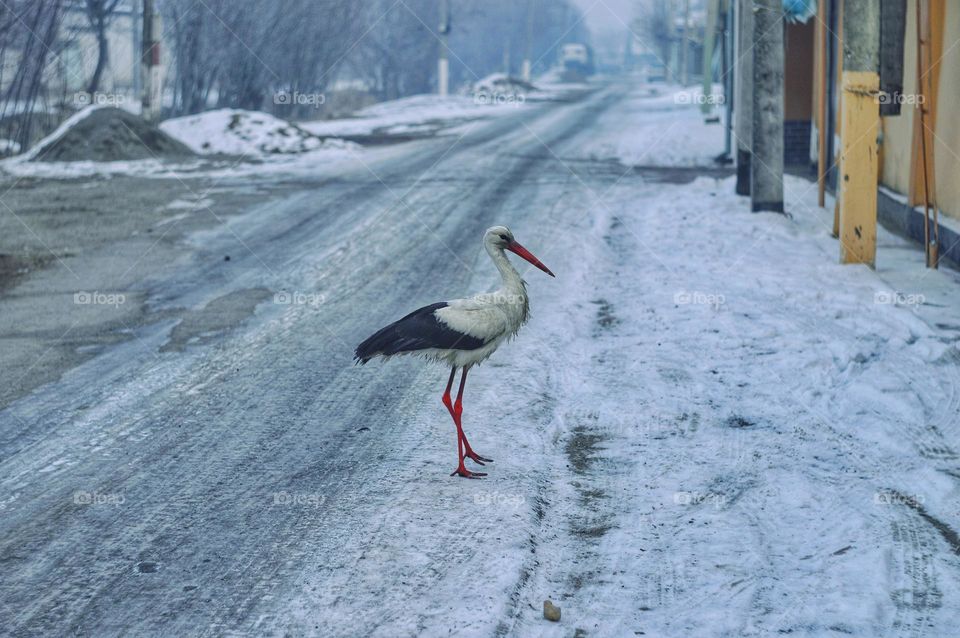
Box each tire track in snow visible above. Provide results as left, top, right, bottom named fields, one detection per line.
left=591, top=173, right=960, bottom=635
left=888, top=516, right=943, bottom=638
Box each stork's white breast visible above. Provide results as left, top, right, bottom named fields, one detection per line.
left=434, top=296, right=513, bottom=343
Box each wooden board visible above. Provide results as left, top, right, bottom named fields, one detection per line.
left=838, top=70, right=880, bottom=266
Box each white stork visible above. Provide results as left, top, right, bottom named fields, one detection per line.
left=355, top=225, right=554, bottom=478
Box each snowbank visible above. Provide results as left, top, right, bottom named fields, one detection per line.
left=1, top=107, right=361, bottom=178
left=470, top=73, right=537, bottom=104
left=161, top=109, right=357, bottom=156
left=535, top=67, right=568, bottom=85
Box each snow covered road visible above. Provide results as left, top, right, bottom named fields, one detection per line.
left=2, top=81, right=960, bottom=637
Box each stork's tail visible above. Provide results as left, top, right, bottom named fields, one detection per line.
left=354, top=329, right=389, bottom=364
left=353, top=307, right=438, bottom=364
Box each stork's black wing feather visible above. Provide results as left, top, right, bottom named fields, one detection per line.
left=354, top=302, right=486, bottom=364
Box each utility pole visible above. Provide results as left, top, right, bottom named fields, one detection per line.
left=522, top=0, right=535, bottom=82
left=132, top=0, right=141, bottom=99
left=140, top=0, right=161, bottom=122
left=722, top=0, right=734, bottom=159
left=750, top=0, right=784, bottom=213
left=665, top=0, right=674, bottom=83
left=680, top=0, right=691, bottom=85
left=438, top=0, right=450, bottom=96
left=701, top=0, right=719, bottom=117
left=734, top=0, right=753, bottom=195
left=837, top=0, right=880, bottom=265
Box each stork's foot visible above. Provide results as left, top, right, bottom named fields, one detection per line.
left=464, top=448, right=494, bottom=465
left=451, top=464, right=487, bottom=479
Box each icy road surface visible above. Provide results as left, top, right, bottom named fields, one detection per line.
left=3, top=82, right=960, bottom=637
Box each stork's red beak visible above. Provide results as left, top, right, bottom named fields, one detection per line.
left=507, top=241, right=555, bottom=277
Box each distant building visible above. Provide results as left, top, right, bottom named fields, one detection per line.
left=0, top=1, right=147, bottom=104
left=55, top=0, right=142, bottom=94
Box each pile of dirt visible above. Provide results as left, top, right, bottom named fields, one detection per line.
left=27, top=107, right=195, bottom=162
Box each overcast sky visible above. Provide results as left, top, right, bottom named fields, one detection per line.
left=569, top=0, right=637, bottom=64
left=570, top=0, right=637, bottom=38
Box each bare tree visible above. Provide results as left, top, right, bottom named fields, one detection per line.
left=633, top=0, right=673, bottom=80
left=84, top=0, right=121, bottom=93
left=163, top=0, right=363, bottom=116
left=160, top=0, right=590, bottom=120
left=164, top=0, right=218, bottom=115
left=278, top=0, right=362, bottom=117
left=0, top=0, right=66, bottom=150
left=350, top=0, right=439, bottom=101
left=351, top=0, right=586, bottom=100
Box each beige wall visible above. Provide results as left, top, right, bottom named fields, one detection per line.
left=933, top=0, right=960, bottom=220
left=881, top=0, right=960, bottom=221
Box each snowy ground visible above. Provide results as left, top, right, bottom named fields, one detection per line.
left=578, top=81, right=726, bottom=167
left=301, top=90, right=542, bottom=141
left=2, top=80, right=959, bottom=636
left=467, top=171, right=960, bottom=636
left=301, top=74, right=574, bottom=142
left=280, top=122, right=960, bottom=634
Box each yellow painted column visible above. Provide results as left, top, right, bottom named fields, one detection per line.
left=838, top=71, right=880, bottom=266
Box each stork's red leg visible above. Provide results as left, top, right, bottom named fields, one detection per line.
left=451, top=366, right=493, bottom=470
left=454, top=367, right=493, bottom=464
left=441, top=366, right=457, bottom=419
left=443, top=367, right=477, bottom=478
left=442, top=366, right=488, bottom=478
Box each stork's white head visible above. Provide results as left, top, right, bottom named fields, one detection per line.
left=484, top=226, right=555, bottom=277
left=484, top=225, right=515, bottom=249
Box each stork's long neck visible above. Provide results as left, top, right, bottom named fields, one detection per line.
left=487, top=244, right=526, bottom=294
